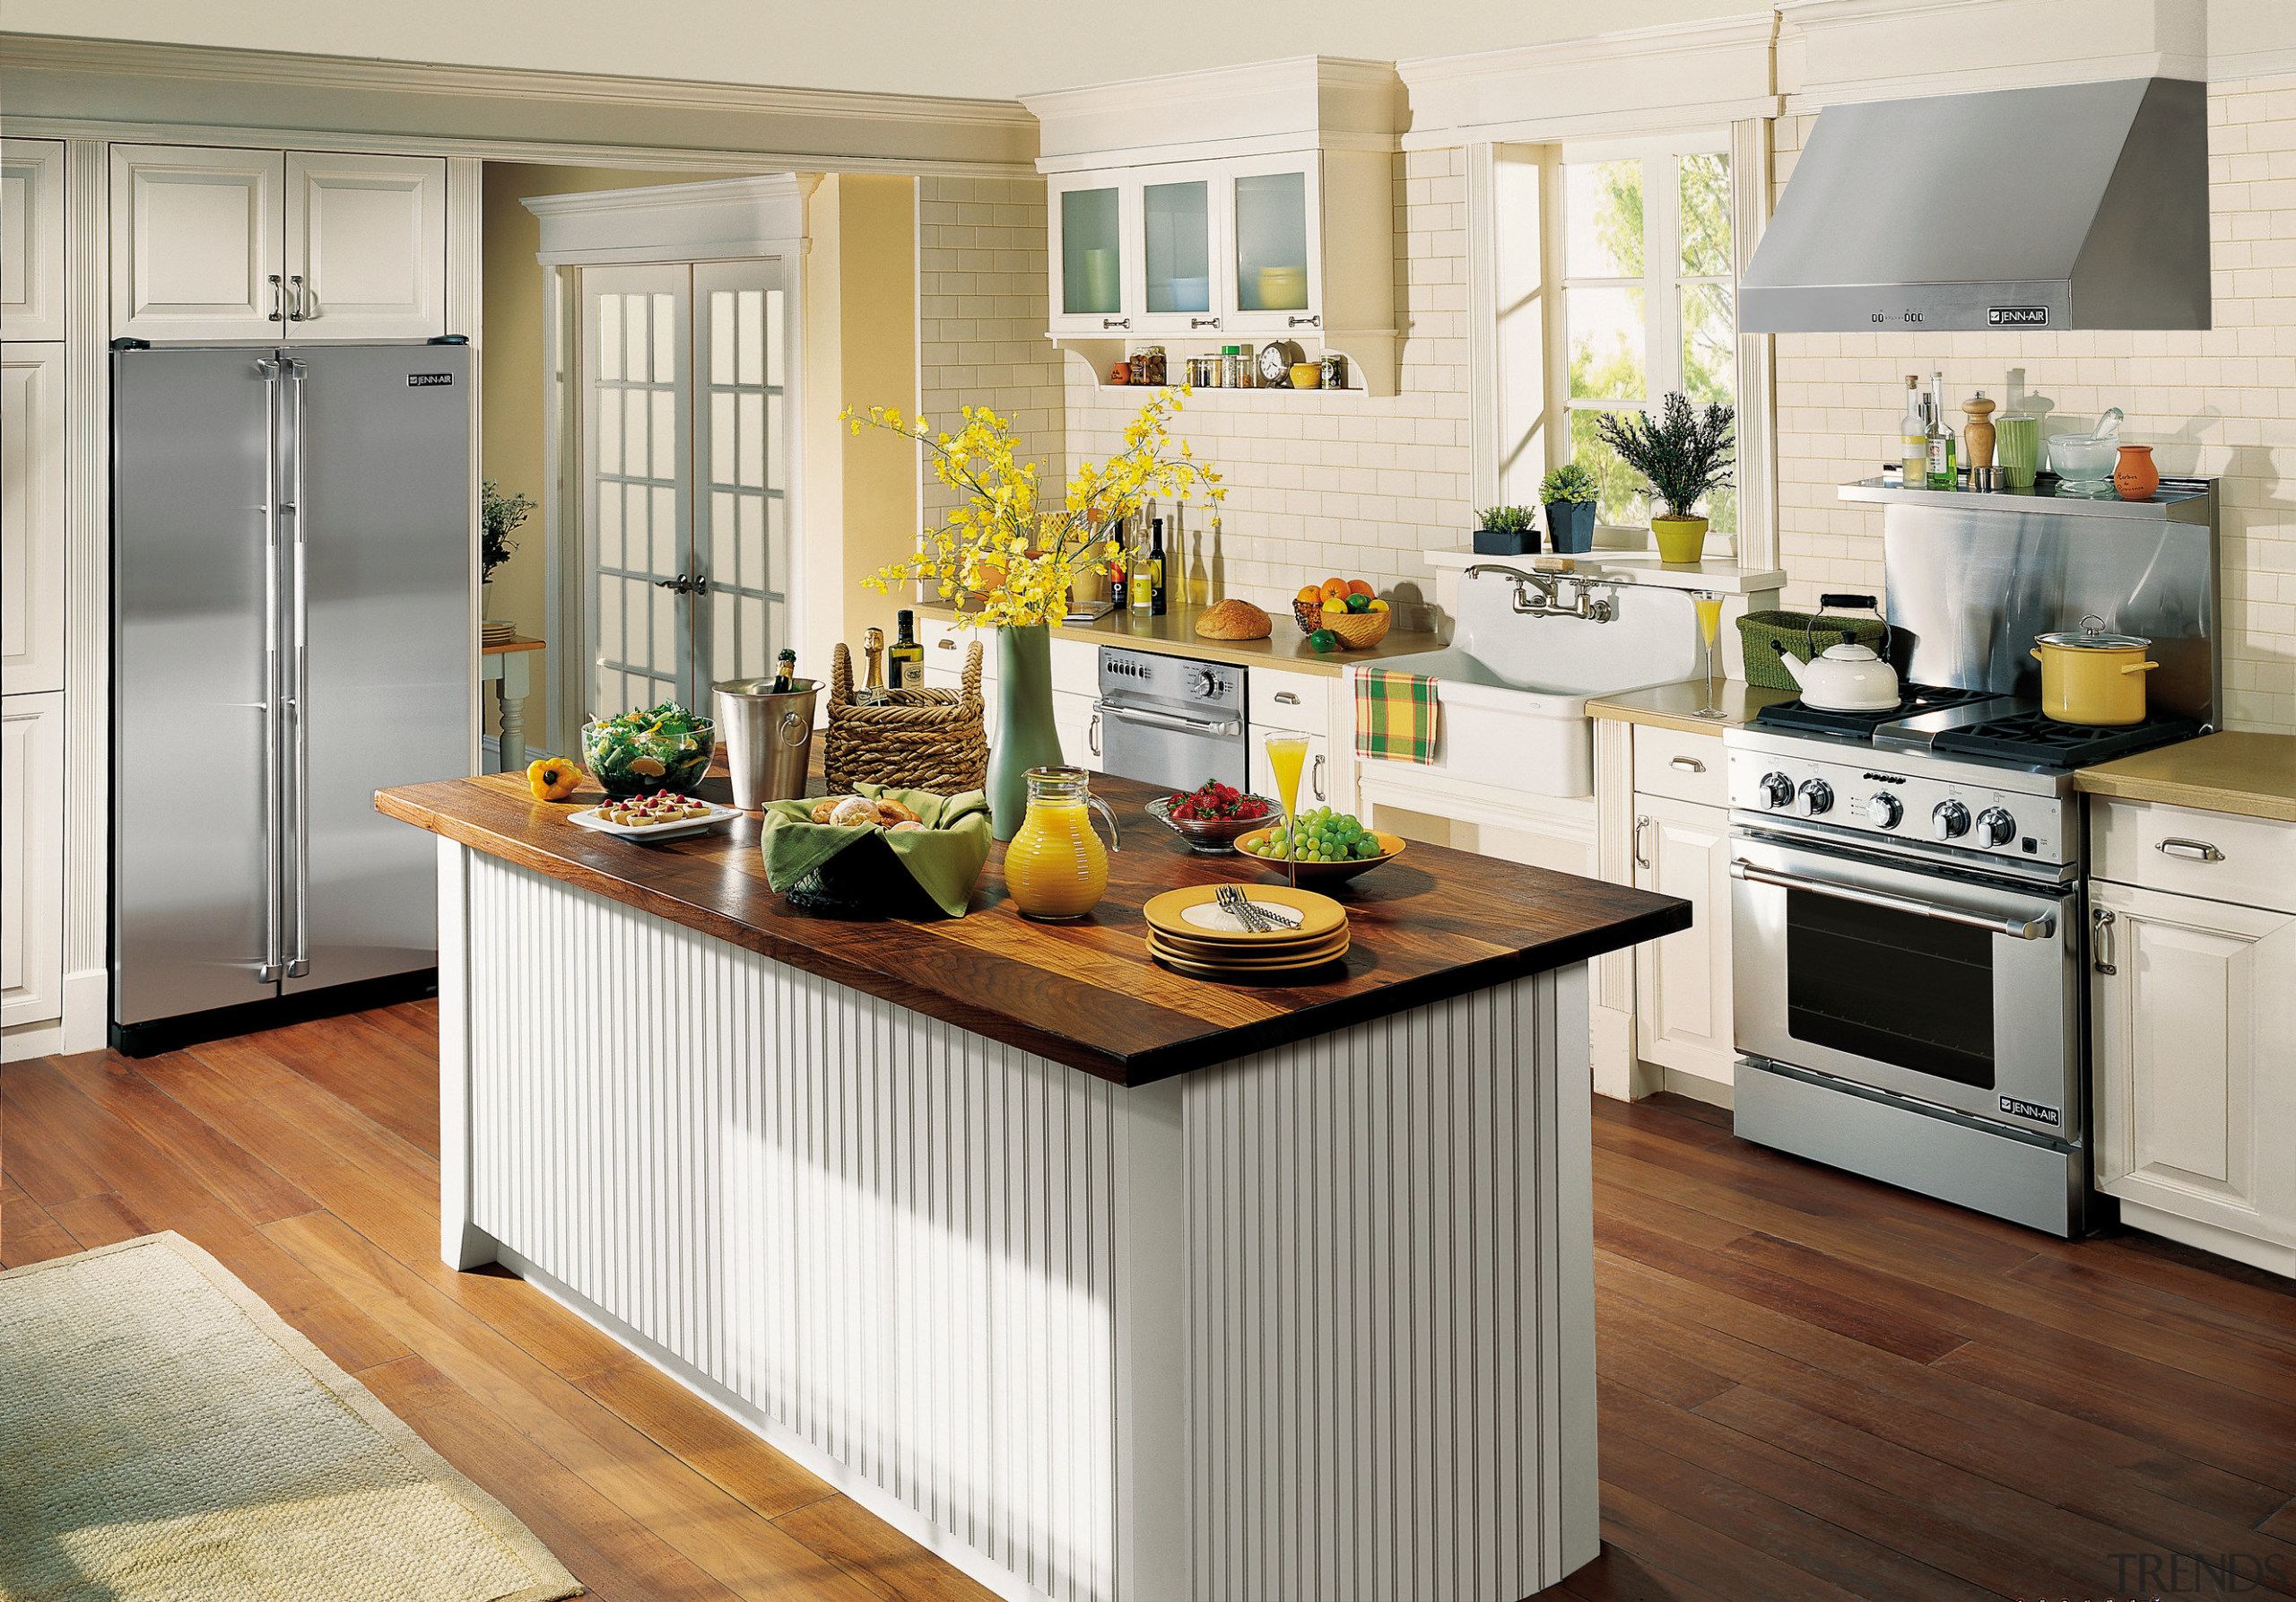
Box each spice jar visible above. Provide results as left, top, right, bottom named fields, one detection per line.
left=1319, top=352, right=1347, bottom=390
left=1141, top=345, right=1167, bottom=385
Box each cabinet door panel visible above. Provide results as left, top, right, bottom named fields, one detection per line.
left=2, top=138, right=65, bottom=340
left=111, top=145, right=286, bottom=342
left=1632, top=794, right=1734, bottom=1084
left=2, top=346, right=65, bottom=694
left=1222, top=152, right=1323, bottom=337
left=286, top=152, right=447, bottom=340
left=2, top=692, right=65, bottom=1028
left=1248, top=726, right=1332, bottom=809
left=2093, top=880, right=2296, bottom=1241
left=1049, top=170, right=1133, bottom=335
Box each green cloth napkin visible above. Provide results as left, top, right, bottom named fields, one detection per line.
left=760, top=783, right=993, bottom=918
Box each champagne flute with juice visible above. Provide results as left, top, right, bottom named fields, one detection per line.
left=1263, top=734, right=1310, bottom=892
left=1692, top=591, right=1726, bottom=720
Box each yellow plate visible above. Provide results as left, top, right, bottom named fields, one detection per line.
left=1149, top=941, right=1349, bottom=979
left=1140, top=884, right=1347, bottom=945
left=1146, top=929, right=1350, bottom=966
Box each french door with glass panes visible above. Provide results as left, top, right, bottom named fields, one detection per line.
left=582, top=259, right=788, bottom=720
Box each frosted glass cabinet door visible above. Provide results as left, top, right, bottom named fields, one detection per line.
left=284, top=152, right=447, bottom=340
left=1053, top=176, right=1127, bottom=333
left=1227, top=154, right=1322, bottom=335
left=1141, top=175, right=1215, bottom=333
left=110, top=144, right=287, bottom=342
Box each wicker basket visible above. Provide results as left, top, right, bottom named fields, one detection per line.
left=823, top=640, right=989, bottom=792
left=1290, top=600, right=1395, bottom=649
left=1737, top=610, right=1892, bottom=692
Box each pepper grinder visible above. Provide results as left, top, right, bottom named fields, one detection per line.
left=1961, top=391, right=1997, bottom=472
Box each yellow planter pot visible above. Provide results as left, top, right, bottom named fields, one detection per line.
left=1652, top=516, right=1709, bottom=563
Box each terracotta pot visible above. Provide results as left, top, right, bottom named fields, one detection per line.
left=1652, top=515, right=1708, bottom=563
left=2113, top=444, right=2159, bottom=501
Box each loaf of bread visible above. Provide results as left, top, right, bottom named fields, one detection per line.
left=1194, top=598, right=1273, bottom=640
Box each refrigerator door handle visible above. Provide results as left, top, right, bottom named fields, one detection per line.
left=285, top=359, right=312, bottom=979
left=256, top=358, right=286, bottom=983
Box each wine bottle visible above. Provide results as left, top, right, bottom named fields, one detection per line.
left=1148, top=518, right=1167, bottom=616
left=1898, top=375, right=1926, bottom=488
left=888, top=609, right=925, bottom=690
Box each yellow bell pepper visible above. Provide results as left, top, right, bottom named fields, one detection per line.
left=526, top=756, right=582, bottom=802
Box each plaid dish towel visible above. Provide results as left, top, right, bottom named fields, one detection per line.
left=1354, top=667, right=1440, bottom=764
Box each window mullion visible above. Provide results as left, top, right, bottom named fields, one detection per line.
left=1648, top=152, right=1682, bottom=402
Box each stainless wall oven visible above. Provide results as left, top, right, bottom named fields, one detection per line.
left=1094, top=647, right=1248, bottom=792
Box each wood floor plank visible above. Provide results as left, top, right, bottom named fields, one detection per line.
left=771, top=1496, right=1004, bottom=1602
left=0, top=1185, right=82, bottom=1267
left=47, top=1051, right=320, bottom=1226
left=2263, top=1496, right=2296, bottom=1542
left=1593, top=1480, right=1869, bottom=1602
left=1, top=1062, right=128, bottom=1206
left=576, top=1352, right=839, bottom=1522
left=255, top=1012, right=442, bottom=1158
left=1536, top=1545, right=1737, bottom=1602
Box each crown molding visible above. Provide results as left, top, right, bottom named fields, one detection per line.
left=1776, top=0, right=2208, bottom=109
left=1023, top=56, right=1405, bottom=170
left=0, top=31, right=1039, bottom=174
left=1396, top=13, right=1779, bottom=149
left=526, top=173, right=809, bottom=264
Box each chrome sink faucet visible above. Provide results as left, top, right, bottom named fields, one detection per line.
left=1463, top=564, right=1616, bottom=623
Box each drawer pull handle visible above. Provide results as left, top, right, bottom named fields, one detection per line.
left=1669, top=755, right=1706, bottom=773
left=2158, top=838, right=2223, bottom=862
left=936, top=638, right=956, bottom=650
left=2092, top=906, right=2117, bottom=975
left=1274, top=691, right=1300, bottom=706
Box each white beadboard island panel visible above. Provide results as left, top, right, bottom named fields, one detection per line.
left=440, top=843, right=1597, bottom=1601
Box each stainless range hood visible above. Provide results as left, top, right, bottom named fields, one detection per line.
left=1742, top=76, right=2209, bottom=333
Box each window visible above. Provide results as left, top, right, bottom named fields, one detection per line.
left=1560, top=139, right=1738, bottom=538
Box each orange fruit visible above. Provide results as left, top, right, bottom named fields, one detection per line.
left=1319, top=579, right=1348, bottom=603
left=1347, top=578, right=1376, bottom=598
left=1296, top=584, right=1322, bottom=605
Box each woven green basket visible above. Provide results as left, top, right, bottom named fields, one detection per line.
left=1737, top=610, right=1891, bottom=692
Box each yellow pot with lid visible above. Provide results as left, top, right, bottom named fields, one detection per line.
left=2030, top=615, right=2157, bottom=726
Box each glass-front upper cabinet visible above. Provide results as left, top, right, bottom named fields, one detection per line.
left=1224, top=153, right=1322, bottom=336
left=1053, top=173, right=1128, bottom=335
left=1138, top=175, right=1219, bottom=335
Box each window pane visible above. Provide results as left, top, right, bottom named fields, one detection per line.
left=1060, top=187, right=1121, bottom=316
left=1234, top=171, right=1310, bottom=311
left=738, top=290, right=764, bottom=387
left=1144, top=180, right=1211, bottom=314
left=710, top=292, right=735, bottom=385
left=598, top=294, right=622, bottom=382
left=1568, top=286, right=1645, bottom=402
left=1565, top=161, right=1642, bottom=278
left=1679, top=152, right=1732, bottom=277
left=1568, top=408, right=1648, bottom=527
left=1681, top=282, right=1735, bottom=405
left=653, top=293, right=675, bottom=384
left=624, top=295, right=648, bottom=385
left=765, top=290, right=785, bottom=386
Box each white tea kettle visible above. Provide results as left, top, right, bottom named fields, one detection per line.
left=1778, top=596, right=1901, bottom=711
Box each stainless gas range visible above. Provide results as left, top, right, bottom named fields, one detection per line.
left=1726, top=475, right=2222, bottom=1238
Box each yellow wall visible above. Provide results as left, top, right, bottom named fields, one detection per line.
left=480, top=161, right=699, bottom=753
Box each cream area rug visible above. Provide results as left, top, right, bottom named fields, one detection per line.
left=0, top=1232, right=581, bottom=1602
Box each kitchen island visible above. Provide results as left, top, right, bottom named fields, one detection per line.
left=377, top=769, right=1688, bottom=1602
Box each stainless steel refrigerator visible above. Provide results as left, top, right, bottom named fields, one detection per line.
left=111, top=343, right=472, bottom=1053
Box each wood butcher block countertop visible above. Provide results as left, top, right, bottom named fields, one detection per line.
left=2074, top=730, right=2296, bottom=823
left=919, top=600, right=1445, bottom=678
left=377, top=770, right=1689, bottom=1086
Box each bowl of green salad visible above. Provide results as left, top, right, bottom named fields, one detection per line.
left=580, top=702, right=716, bottom=797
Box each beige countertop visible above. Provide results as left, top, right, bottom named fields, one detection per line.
left=920, top=600, right=1446, bottom=679
left=1585, top=678, right=1798, bottom=736
left=2074, top=731, right=2296, bottom=823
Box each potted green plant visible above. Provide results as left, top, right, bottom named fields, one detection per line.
left=1594, top=392, right=1735, bottom=563
left=1537, top=463, right=1601, bottom=554
left=1472, top=504, right=1538, bottom=557
left=480, top=479, right=535, bottom=625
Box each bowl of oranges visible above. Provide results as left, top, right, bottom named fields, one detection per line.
left=1292, top=577, right=1393, bottom=651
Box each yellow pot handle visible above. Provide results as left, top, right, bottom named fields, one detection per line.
left=2121, top=660, right=2161, bottom=675
left=2029, top=648, right=2042, bottom=662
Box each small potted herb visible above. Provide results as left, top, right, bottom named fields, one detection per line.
left=1595, top=392, right=1735, bottom=563
left=1538, top=463, right=1601, bottom=554
left=1472, top=504, right=1538, bottom=557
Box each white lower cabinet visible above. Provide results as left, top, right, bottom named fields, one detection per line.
left=1631, top=793, right=1735, bottom=1088
left=2, top=691, right=65, bottom=1032
left=1249, top=725, right=1333, bottom=809
left=2091, top=874, right=2296, bottom=1275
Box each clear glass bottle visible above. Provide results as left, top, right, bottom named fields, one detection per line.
left=1898, top=375, right=1926, bottom=487
left=1127, top=519, right=1153, bottom=614
left=1924, top=370, right=1958, bottom=490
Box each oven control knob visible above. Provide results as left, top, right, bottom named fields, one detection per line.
left=1932, top=800, right=1970, bottom=840
left=1187, top=668, right=1218, bottom=699
left=1756, top=771, right=1795, bottom=809
left=1866, top=792, right=1903, bottom=829
left=1976, top=805, right=2016, bottom=847
left=1795, top=779, right=1834, bottom=816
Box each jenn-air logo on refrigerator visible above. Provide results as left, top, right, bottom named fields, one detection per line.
left=1988, top=307, right=2048, bottom=327
left=2000, top=1095, right=2061, bottom=1126
left=408, top=372, right=455, bottom=387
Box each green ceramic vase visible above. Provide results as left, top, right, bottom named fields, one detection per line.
left=987, top=623, right=1065, bottom=840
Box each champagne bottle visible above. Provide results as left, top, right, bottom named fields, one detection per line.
left=861, top=628, right=888, bottom=703
left=770, top=648, right=796, bottom=695
left=888, top=609, right=925, bottom=690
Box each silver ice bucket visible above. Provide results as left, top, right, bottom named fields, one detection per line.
left=713, top=677, right=820, bottom=808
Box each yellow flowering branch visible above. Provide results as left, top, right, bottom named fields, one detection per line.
left=840, top=388, right=1225, bottom=630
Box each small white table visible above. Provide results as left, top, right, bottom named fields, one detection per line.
left=480, top=635, right=544, bottom=772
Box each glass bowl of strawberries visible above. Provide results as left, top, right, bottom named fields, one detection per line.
left=1145, top=780, right=1279, bottom=855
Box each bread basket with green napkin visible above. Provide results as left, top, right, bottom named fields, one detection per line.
left=761, top=783, right=992, bottom=918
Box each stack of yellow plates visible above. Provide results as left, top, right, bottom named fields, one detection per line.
left=1140, top=884, right=1349, bottom=978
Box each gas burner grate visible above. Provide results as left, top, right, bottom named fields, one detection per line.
left=1930, top=710, right=2205, bottom=770
left=1752, top=683, right=2004, bottom=740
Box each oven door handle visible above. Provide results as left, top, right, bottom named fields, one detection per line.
left=1093, top=701, right=1244, bottom=738
left=1729, top=859, right=2057, bottom=941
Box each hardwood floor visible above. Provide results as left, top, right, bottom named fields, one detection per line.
left=5, top=1011, right=2292, bottom=1602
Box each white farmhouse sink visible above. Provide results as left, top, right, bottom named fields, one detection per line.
left=1359, top=575, right=1700, bottom=797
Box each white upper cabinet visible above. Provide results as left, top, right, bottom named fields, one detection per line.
left=111, top=144, right=447, bottom=343
left=2, top=139, right=66, bottom=340
left=2, top=345, right=65, bottom=696
left=285, top=152, right=448, bottom=341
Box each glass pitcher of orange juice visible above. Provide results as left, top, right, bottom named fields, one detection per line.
left=1003, top=767, right=1122, bottom=921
